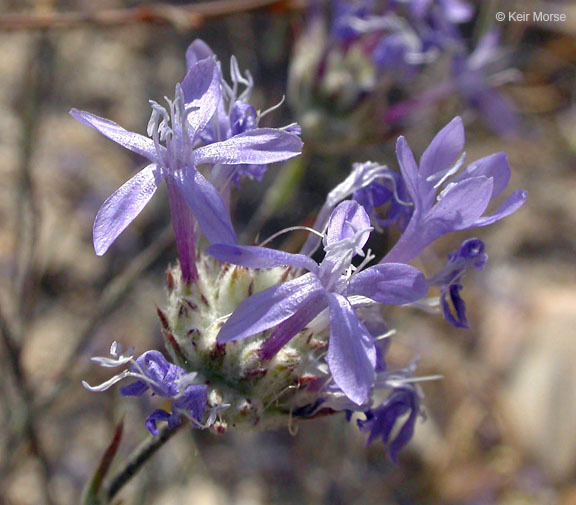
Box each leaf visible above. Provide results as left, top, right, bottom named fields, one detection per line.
left=82, top=418, right=124, bottom=505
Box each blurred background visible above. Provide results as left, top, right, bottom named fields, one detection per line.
left=0, top=0, right=575, bottom=504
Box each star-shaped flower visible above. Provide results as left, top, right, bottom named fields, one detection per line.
left=71, top=56, right=302, bottom=273
left=383, top=116, right=526, bottom=263
left=207, top=201, right=428, bottom=405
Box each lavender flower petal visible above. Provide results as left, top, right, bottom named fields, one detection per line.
left=441, top=0, right=474, bottom=23
left=454, top=152, right=510, bottom=199
left=419, top=116, right=465, bottom=178
left=119, top=380, right=148, bottom=397
left=93, top=164, right=165, bottom=256
left=326, top=293, right=376, bottom=406
left=70, top=109, right=158, bottom=161
left=181, top=58, right=221, bottom=135
left=473, top=189, right=527, bottom=227
left=396, top=136, right=423, bottom=206
left=172, top=384, right=208, bottom=423
left=425, top=176, right=494, bottom=231
left=324, top=200, right=371, bottom=251
left=429, top=238, right=487, bottom=328
left=194, top=129, right=303, bottom=166
left=217, top=273, right=325, bottom=344
left=185, top=39, right=215, bottom=68
left=347, top=264, right=428, bottom=304
left=468, top=85, right=519, bottom=137
left=172, top=167, right=237, bottom=245
left=260, top=294, right=328, bottom=360
left=441, top=284, right=469, bottom=328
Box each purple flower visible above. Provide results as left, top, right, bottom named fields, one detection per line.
left=186, top=40, right=301, bottom=191
left=372, top=33, right=413, bottom=73
left=301, top=162, right=397, bottom=256
left=120, top=351, right=207, bottom=435
left=409, top=0, right=474, bottom=23
left=428, top=237, right=487, bottom=328
left=353, top=165, right=413, bottom=231
left=71, top=55, right=302, bottom=280
left=383, top=117, right=527, bottom=263
left=357, top=384, right=421, bottom=463
left=207, top=201, right=428, bottom=405
left=453, top=31, right=519, bottom=136
left=83, top=345, right=208, bottom=435
left=331, top=0, right=374, bottom=43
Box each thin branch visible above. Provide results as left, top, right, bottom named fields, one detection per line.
left=0, top=32, right=58, bottom=505
left=0, top=305, right=58, bottom=505
left=104, top=422, right=185, bottom=503
left=0, top=0, right=300, bottom=31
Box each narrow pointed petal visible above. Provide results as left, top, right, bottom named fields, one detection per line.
left=383, top=177, right=493, bottom=264
left=425, top=176, right=493, bottom=231
left=455, top=152, right=510, bottom=199
left=194, top=128, right=303, bottom=166
left=206, top=244, right=318, bottom=273
left=473, top=189, right=527, bottom=227
left=93, top=164, right=165, bottom=255
left=327, top=293, right=376, bottom=406
left=70, top=109, right=158, bottom=161
left=181, top=58, right=221, bottom=135
left=396, top=136, right=421, bottom=206
left=172, top=167, right=237, bottom=245
left=419, top=116, right=465, bottom=178
left=348, top=264, right=428, bottom=304
left=217, top=273, right=325, bottom=344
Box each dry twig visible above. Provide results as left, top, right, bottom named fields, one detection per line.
left=0, top=0, right=299, bottom=31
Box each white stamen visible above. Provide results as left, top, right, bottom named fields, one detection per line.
left=258, top=95, right=286, bottom=122
left=91, top=355, right=133, bottom=368
left=327, top=162, right=388, bottom=206
left=436, top=181, right=457, bottom=201
left=374, top=329, right=397, bottom=341
left=82, top=370, right=131, bottom=392
left=427, top=152, right=467, bottom=189
left=258, top=226, right=324, bottom=248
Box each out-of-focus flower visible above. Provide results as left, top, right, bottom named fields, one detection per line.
left=358, top=384, right=421, bottom=462
left=453, top=30, right=520, bottom=135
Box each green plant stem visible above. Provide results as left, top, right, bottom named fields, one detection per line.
left=103, top=422, right=185, bottom=504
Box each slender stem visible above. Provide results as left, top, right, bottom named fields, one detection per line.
left=0, top=0, right=300, bottom=31
left=104, top=422, right=185, bottom=503
left=1, top=32, right=58, bottom=505
left=0, top=305, right=58, bottom=505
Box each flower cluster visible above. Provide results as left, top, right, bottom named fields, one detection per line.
left=289, top=0, right=519, bottom=143
left=79, top=39, right=525, bottom=462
